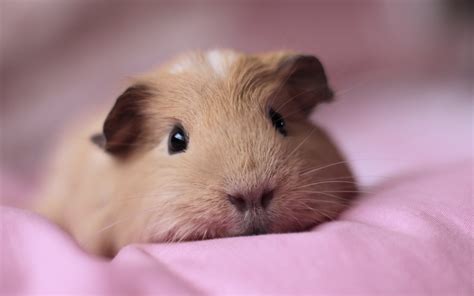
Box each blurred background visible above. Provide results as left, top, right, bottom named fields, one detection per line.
left=0, top=0, right=472, bottom=206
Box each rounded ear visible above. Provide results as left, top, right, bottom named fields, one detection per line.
left=276, top=54, right=333, bottom=116
left=100, top=84, right=153, bottom=157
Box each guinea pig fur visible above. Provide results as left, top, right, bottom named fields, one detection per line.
left=35, top=49, right=357, bottom=257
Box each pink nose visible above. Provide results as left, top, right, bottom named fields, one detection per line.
left=227, top=190, right=274, bottom=212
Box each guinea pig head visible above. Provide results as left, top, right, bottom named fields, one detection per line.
left=98, top=50, right=355, bottom=248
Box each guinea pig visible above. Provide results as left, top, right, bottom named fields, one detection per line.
left=35, top=49, right=357, bottom=257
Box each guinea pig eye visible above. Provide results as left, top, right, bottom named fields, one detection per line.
left=168, top=125, right=188, bottom=154
left=269, top=108, right=287, bottom=136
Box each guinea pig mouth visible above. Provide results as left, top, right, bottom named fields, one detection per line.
left=238, top=219, right=318, bottom=237
left=243, top=222, right=268, bottom=236
left=239, top=210, right=271, bottom=236
left=238, top=211, right=330, bottom=237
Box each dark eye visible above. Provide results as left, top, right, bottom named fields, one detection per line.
left=168, top=125, right=188, bottom=154
left=269, top=108, right=287, bottom=136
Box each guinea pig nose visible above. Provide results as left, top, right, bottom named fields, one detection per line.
left=227, top=195, right=247, bottom=212
left=227, top=190, right=275, bottom=212
left=260, top=190, right=274, bottom=208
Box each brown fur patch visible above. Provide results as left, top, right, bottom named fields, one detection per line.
left=103, top=84, right=156, bottom=157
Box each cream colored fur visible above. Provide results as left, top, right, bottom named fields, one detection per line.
left=35, top=50, right=356, bottom=257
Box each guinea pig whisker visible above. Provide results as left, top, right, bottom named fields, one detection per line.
left=296, top=202, right=336, bottom=220
left=98, top=213, right=142, bottom=235
left=295, top=180, right=359, bottom=190
left=279, top=86, right=333, bottom=119
left=296, top=191, right=372, bottom=208
left=274, top=88, right=315, bottom=113
left=201, top=229, right=208, bottom=240
left=286, top=127, right=317, bottom=159
left=299, top=189, right=372, bottom=196
left=304, top=199, right=348, bottom=205
left=300, top=160, right=353, bottom=176
left=322, top=190, right=371, bottom=194
left=302, top=173, right=397, bottom=183
left=268, top=62, right=303, bottom=108
left=312, top=175, right=357, bottom=180
left=295, top=190, right=353, bottom=202
left=94, top=204, right=166, bottom=237
left=279, top=105, right=315, bottom=119
left=334, top=76, right=374, bottom=98
left=281, top=209, right=306, bottom=230
left=275, top=84, right=329, bottom=113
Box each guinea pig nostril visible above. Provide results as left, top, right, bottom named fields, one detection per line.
left=227, top=195, right=247, bottom=212
left=261, top=190, right=274, bottom=209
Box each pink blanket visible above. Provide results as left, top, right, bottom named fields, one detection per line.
left=1, top=161, right=472, bottom=295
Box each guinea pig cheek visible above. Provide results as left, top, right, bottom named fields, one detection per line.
left=141, top=189, right=242, bottom=242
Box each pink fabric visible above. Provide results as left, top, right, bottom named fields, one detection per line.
left=1, top=162, right=472, bottom=295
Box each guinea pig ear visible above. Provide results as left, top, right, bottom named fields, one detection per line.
left=90, top=133, right=106, bottom=149
left=276, top=54, right=334, bottom=116
left=100, top=84, right=153, bottom=157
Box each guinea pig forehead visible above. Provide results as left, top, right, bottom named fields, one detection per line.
left=147, top=76, right=205, bottom=110
left=226, top=58, right=284, bottom=105
left=146, top=56, right=275, bottom=126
